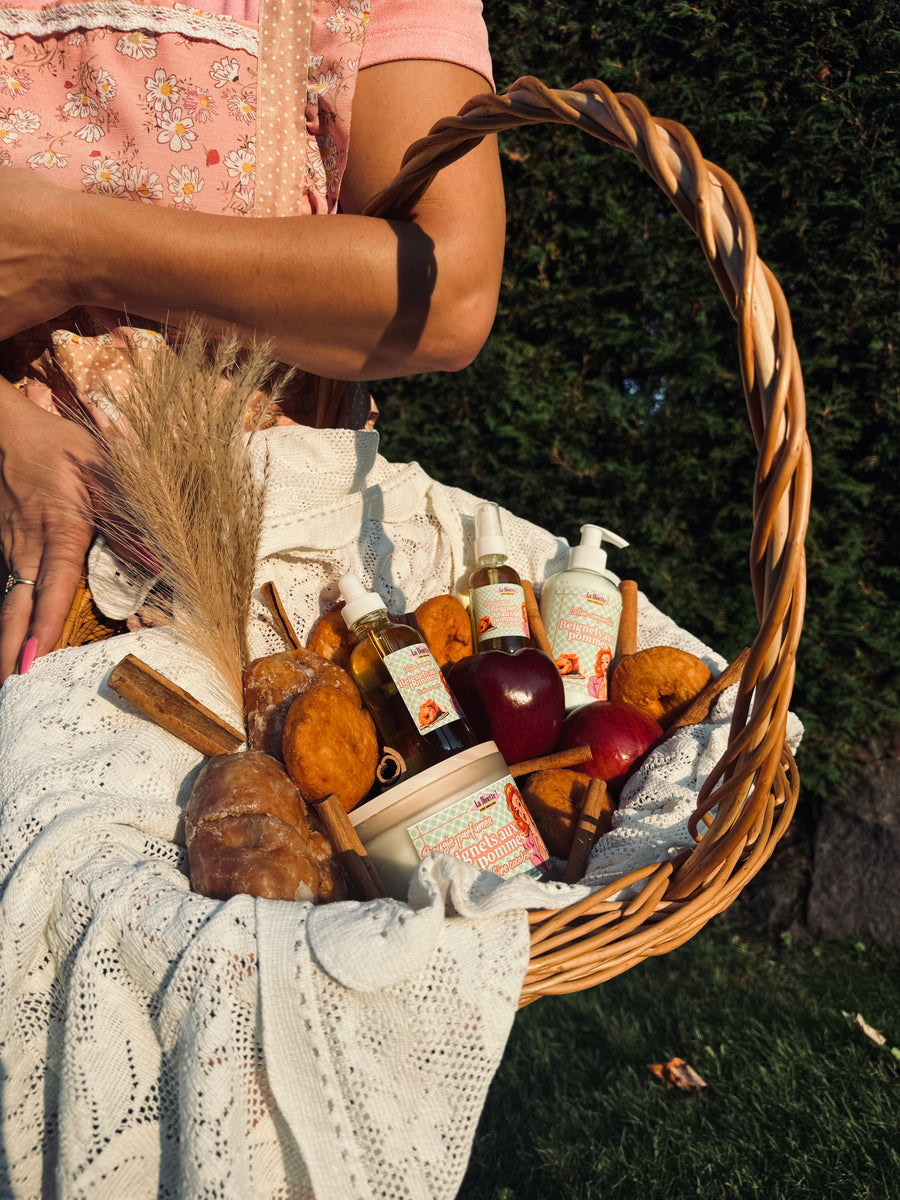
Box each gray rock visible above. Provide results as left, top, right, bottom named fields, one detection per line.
left=737, top=816, right=810, bottom=931
left=806, top=757, right=900, bottom=945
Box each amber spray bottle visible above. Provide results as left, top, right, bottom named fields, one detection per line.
left=339, top=573, right=478, bottom=784
left=467, top=502, right=533, bottom=654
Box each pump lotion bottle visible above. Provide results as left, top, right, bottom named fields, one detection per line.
left=539, top=525, right=629, bottom=711
left=468, top=502, right=532, bottom=653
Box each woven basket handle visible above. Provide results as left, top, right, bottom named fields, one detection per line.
left=362, top=76, right=812, bottom=886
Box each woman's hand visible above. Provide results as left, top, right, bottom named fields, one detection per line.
left=0, top=169, right=82, bottom=340
left=0, top=377, right=100, bottom=681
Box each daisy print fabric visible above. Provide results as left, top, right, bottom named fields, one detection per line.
left=0, top=0, right=370, bottom=421
left=0, top=0, right=371, bottom=218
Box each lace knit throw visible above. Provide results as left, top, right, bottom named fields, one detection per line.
left=0, top=427, right=801, bottom=1197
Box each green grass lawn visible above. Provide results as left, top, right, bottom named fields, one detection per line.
left=461, top=917, right=900, bottom=1200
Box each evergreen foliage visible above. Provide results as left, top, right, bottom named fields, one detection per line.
left=372, top=0, right=900, bottom=808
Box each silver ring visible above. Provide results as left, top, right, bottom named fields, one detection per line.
left=3, top=575, right=37, bottom=598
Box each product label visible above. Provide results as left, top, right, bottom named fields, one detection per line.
left=406, top=774, right=550, bottom=880
left=383, top=643, right=463, bottom=735
left=471, top=582, right=530, bottom=643
left=543, top=586, right=621, bottom=704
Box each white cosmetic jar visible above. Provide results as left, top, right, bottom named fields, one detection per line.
left=350, top=741, right=549, bottom=900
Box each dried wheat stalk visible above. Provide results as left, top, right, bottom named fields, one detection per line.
left=90, top=321, right=286, bottom=710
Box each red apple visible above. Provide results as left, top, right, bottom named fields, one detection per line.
left=444, top=648, right=565, bottom=764
left=557, top=700, right=662, bottom=792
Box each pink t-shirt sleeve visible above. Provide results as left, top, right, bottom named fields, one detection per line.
left=360, top=0, right=494, bottom=89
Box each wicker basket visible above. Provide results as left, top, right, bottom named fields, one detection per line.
left=358, top=76, right=811, bottom=1006
left=58, top=77, right=811, bottom=1008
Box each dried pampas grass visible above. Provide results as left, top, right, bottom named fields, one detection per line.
left=91, top=320, right=287, bottom=711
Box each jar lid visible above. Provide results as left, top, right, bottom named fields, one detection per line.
left=350, top=741, right=507, bottom=831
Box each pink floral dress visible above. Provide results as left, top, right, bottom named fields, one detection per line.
left=0, top=0, right=492, bottom=425
left=0, top=0, right=370, bottom=215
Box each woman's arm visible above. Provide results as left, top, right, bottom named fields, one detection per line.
left=0, top=59, right=504, bottom=678
left=0, top=60, right=505, bottom=379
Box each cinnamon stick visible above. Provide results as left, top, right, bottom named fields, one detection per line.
left=509, top=745, right=592, bottom=778
left=617, top=580, right=639, bottom=658
left=108, top=654, right=245, bottom=757
left=659, top=646, right=751, bottom=732
left=259, top=580, right=302, bottom=650
left=522, top=579, right=554, bottom=658
left=563, top=779, right=609, bottom=884
left=314, top=794, right=386, bottom=901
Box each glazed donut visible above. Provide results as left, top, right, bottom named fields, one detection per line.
left=610, top=645, right=711, bottom=723
left=414, top=594, right=473, bottom=669
left=307, top=602, right=355, bottom=672
left=519, top=768, right=616, bottom=859
left=282, top=683, right=379, bottom=813
left=185, top=750, right=346, bottom=903
left=243, top=646, right=359, bottom=759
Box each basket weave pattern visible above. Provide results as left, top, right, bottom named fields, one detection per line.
left=362, top=77, right=811, bottom=1004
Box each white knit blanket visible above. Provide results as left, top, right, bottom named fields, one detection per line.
left=0, top=427, right=801, bottom=1197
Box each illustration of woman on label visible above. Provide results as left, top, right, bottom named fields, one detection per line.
left=588, top=647, right=613, bottom=700
left=505, top=782, right=549, bottom=872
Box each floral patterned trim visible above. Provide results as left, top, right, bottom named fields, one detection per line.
left=0, top=2, right=258, bottom=54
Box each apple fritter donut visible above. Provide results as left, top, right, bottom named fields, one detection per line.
left=282, top=683, right=379, bottom=813
left=520, top=768, right=615, bottom=859
left=185, top=750, right=345, bottom=903
left=307, top=602, right=355, bottom=672
left=414, top=593, right=473, bottom=669
left=243, top=646, right=360, bottom=758
left=610, top=645, right=711, bottom=723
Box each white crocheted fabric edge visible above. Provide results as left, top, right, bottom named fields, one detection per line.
left=0, top=2, right=259, bottom=53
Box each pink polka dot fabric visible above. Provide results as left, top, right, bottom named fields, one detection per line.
left=255, top=0, right=313, bottom=218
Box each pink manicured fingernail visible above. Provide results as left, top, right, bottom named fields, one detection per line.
left=18, top=637, right=38, bottom=675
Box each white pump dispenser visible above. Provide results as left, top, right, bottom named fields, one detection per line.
left=539, top=524, right=629, bottom=710
left=338, top=572, right=387, bottom=632
left=566, top=525, right=629, bottom=574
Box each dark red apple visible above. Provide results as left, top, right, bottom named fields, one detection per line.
left=444, top=648, right=565, bottom=764
left=557, top=700, right=662, bottom=792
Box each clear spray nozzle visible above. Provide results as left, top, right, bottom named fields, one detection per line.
left=474, top=501, right=508, bottom=561
left=338, top=572, right=386, bottom=630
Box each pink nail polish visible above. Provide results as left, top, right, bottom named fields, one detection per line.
left=19, top=637, right=38, bottom=675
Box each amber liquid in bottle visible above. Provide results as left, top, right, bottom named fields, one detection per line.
left=349, top=610, right=478, bottom=782
left=469, top=558, right=533, bottom=654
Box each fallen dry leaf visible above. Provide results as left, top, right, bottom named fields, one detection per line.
left=843, top=1010, right=887, bottom=1046
left=647, top=1057, right=707, bottom=1093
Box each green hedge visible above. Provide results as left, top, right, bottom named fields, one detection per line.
left=372, top=0, right=900, bottom=808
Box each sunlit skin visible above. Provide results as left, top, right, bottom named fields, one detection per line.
left=0, top=59, right=506, bottom=681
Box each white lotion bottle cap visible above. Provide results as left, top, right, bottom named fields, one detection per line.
left=567, top=525, right=629, bottom=575
left=339, top=573, right=386, bottom=630
left=474, top=501, right=508, bottom=560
